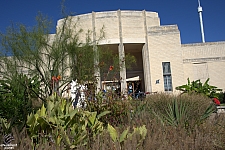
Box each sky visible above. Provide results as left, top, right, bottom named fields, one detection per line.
left=0, top=0, right=225, bottom=44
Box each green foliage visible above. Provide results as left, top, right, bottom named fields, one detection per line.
left=86, top=91, right=132, bottom=126
left=1, top=93, right=224, bottom=149
left=156, top=99, right=188, bottom=127
left=0, top=118, right=12, bottom=144
left=200, top=103, right=216, bottom=121
left=0, top=8, right=137, bottom=149
left=0, top=73, right=41, bottom=129
left=0, top=13, right=136, bottom=98
left=99, top=47, right=136, bottom=80
left=217, top=92, right=225, bottom=103
left=151, top=94, right=216, bottom=130
left=0, top=118, right=11, bottom=135
left=26, top=95, right=109, bottom=149
left=107, top=124, right=147, bottom=149
left=176, top=78, right=222, bottom=98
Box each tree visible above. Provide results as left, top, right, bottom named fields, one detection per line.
left=0, top=13, right=136, bottom=101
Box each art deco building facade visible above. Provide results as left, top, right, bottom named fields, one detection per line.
left=56, top=10, right=225, bottom=94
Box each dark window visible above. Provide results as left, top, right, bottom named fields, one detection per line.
left=162, top=62, right=172, bottom=91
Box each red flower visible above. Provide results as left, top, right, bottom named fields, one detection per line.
left=57, top=75, right=61, bottom=80
left=213, top=98, right=220, bottom=106
left=52, top=75, right=61, bottom=82
left=109, top=66, right=114, bottom=71
left=52, top=76, right=57, bottom=81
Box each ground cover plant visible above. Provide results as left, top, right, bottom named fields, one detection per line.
left=1, top=93, right=225, bottom=150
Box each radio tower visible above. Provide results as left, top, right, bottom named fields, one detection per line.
left=198, top=0, right=205, bottom=43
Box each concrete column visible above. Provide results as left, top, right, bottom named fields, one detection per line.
left=92, top=11, right=101, bottom=93
left=117, top=10, right=127, bottom=97
left=118, top=44, right=127, bottom=96
left=142, top=10, right=152, bottom=92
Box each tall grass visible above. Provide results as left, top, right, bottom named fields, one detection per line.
left=79, top=93, right=225, bottom=149
left=3, top=93, right=225, bottom=149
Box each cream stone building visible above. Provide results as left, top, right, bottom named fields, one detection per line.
left=56, top=10, right=225, bottom=95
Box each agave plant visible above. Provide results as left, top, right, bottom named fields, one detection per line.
left=152, top=99, right=188, bottom=127
left=152, top=98, right=216, bottom=130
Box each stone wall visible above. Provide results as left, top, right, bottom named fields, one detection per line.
left=148, top=25, right=184, bottom=93
left=56, top=10, right=159, bottom=45
left=55, top=10, right=225, bottom=93
left=182, top=41, right=225, bottom=90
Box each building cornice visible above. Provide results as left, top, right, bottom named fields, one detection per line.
left=182, top=41, right=225, bottom=47
left=183, top=57, right=225, bottom=63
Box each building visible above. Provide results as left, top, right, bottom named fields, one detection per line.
left=56, top=10, right=225, bottom=95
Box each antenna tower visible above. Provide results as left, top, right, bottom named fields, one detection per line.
left=198, top=0, right=205, bottom=43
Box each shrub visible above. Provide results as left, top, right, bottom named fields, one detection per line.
left=0, top=74, right=41, bottom=129
left=176, top=78, right=222, bottom=99
left=148, top=93, right=216, bottom=130
left=86, top=91, right=132, bottom=126
left=26, top=94, right=110, bottom=149
left=6, top=93, right=225, bottom=149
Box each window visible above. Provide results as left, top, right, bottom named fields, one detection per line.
left=162, top=62, right=173, bottom=91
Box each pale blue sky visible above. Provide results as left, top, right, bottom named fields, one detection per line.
left=0, top=0, right=224, bottom=44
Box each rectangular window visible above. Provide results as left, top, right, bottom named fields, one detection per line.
left=162, top=62, right=173, bottom=91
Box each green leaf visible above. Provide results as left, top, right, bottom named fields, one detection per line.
left=139, top=125, right=147, bottom=139
left=40, top=104, right=46, bottom=117
left=37, top=116, right=50, bottom=129
left=56, top=134, right=62, bottom=146
left=47, top=101, right=54, bottom=112
left=59, top=126, right=71, bottom=146
left=97, top=110, right=111, bottom=119
left=27, top=113, right=36, bottom=126
left=119, top=127, right=129, bottom=143
left=88, top=112, right=97, bottom=125
left=1, top=118, right=11, bottom=133
left=48, top=117, right=56, bottom=124
left=60, top=99, right=67, bottom=112
left=65, top=109, right=78, bottom=119
left=70, top=145, right=76, bottom=149
left=200, top=104, right=216, bottom=121
left=107, top=124, right=118, bottom=142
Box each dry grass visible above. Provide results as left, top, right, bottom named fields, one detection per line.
left=75, top=116, right=225, bottom=150
left=81, top=94, right=225, bottom=150
left=6, top=93, right=225, bottom=149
